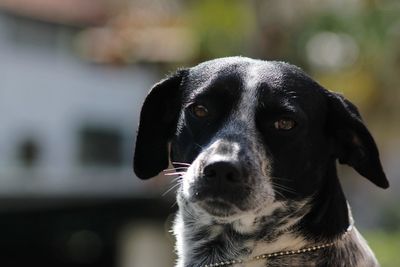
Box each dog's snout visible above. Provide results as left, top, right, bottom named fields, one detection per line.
left=203, top=161, right=241, bottom=184
left=188, top=139, right=253, bottom=206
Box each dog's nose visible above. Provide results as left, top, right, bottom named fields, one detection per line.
left=203, top=161, right=241, bottom=184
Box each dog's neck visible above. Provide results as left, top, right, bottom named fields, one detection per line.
left=298, top=161, right=350, bottom=240
left=174, top=164, right=351, bottom=267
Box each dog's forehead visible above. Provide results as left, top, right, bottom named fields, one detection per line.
left=185, top=57, right=323, bottom=102
left=187, top=57, right=276, bottom=87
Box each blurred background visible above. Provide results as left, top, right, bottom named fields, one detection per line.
left=0, top=0, right=399, bottom=266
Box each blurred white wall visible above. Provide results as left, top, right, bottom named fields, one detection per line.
left=0, top=13, right=160, bottom=197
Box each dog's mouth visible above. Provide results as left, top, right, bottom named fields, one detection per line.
left=198, top=199, right=238, bottom=217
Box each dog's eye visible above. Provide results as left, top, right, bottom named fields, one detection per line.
left=274, top=118, right=296, bottom=130
left=191, top=104, right=209, bottom=118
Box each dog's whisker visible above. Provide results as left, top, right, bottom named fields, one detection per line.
left=170, top=175, right=183, bottom=182
left=274, top=190, right=288, bottom=201
left=279, top=185, right=296, bottom=194
left=162, top=182, right=182, bottom=197
left=194, top=142, right=205, bottom=150
left=270, top=176, right=298, bottom=195
left=171, top=161, right=191, bottom=166
left=172, top=174, right=184, bottom=180
left=169, top=166, right=189, bottom=170
left=163, top=167, right=189, bottom=172
left=169, top=178, right=183, bottom=185
left=170, top=200, right=178, bottom=208
left=271, top=176, right=293, bottom=182
left=272, top=184, right=297, bottom=197
left=272, top=182, right=295, bottom=191
left=272, top=182, right=296, bottom=192
left=164, top=172, right=187, bottom=176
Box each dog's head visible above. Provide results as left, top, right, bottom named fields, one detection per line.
left=134, top=57, right=388, bottom=221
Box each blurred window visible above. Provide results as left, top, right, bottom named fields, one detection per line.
left=17, top=138, right=40, bottom=168
left=79, top=127, right=123, bottom=166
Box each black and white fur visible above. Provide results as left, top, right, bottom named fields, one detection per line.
left=134, top=57, right=389, bottom=267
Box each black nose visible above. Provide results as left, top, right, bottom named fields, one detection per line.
left=203, top=161, right=241, bottom=184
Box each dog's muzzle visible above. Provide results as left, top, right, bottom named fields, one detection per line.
left=187, top=140, right=253, bottom=216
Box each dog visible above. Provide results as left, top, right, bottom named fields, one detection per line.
left=134, top=57, right=389, bottom=267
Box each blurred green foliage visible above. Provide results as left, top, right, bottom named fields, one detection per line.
left=180, top=1, right=400, bottom=125
left=186, top=0, right=256, bottom=60
left=380, top=204, right=400, bottom=232
left=365, top=231, right=400, bottom=267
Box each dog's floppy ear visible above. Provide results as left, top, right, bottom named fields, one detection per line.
left=134, top=70, right=187, bottom=179
left=325, top=90, right=389, bottom=188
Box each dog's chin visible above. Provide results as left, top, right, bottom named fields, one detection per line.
left=197, top=199, right=239, bottom=218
